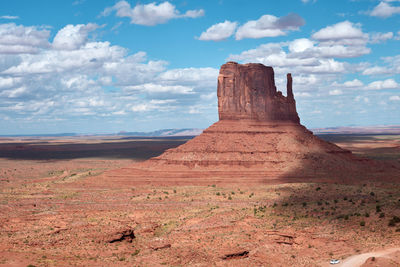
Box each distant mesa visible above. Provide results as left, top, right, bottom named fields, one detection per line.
left=104, top=62, right=390, bottom=184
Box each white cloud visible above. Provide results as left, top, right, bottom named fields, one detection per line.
left=312, top=21, right=368, bottom=44
left=343, top=79, right=364, bottom=87
left=295, top=92, right=312, bottom=97
left=0, top=76, right=21, bottom=88
left=158, top=67, right=218, bottom=87
left=329, top=89, right=343, bottom=95
left=124, top=83, right=193, bottom=94
left=362, top=66, right=391, bottom=75
left=102, top=1, right=204, bottom=26
left=0, top=86, right=28, bottom=98
left=315, top=44, right=370, bottom=58
left=288, top=38, right=314, bottom=53
left=4, top=41, right=129, bottom=75
left=198, top=21, right=237, bottom=41
left=370, top=32, right=393, bottom=43
left=52, top=23, right=99, bottom=50
left=364, top=55, right=400, bottom=75
left=0, top=23, right=50, bottom=54
left=131, top=99, right=176, bottom=112
left=290, top=22, right=371, bottom=58
left=294, top=74, right=318, bottom=85
left=389, top=95, right=400, bottom=101
left=235, top=13, right=305, bottom=40
left=200, top=92, right=216, bottom=100
left=228, top=42, right=347, bottom=74
left=331, top=79, right=364, bottom=90
left=0, top=15, right=19, bottom=20
left=367, top=79, right=399, bottom=90
left=0, top=22, right=221, bottom=124
left=370, top=1, right=400, bottom=18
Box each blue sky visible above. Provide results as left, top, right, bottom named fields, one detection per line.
left=0, top=0, right=399, bottom=134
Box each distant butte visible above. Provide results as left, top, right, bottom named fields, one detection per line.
left=104, top=62, right=388, bottom=184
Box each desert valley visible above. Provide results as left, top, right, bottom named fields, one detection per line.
left=1, top=63, right=400, bottom=267
left=1, top=1, right=400, bottom=266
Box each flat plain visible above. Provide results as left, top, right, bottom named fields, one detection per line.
left=0, top=134, right=399, bottom=266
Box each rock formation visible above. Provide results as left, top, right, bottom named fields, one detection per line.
left=104, top=62, right=382, bottom=184
left=217, top=62, right=299, bottom=123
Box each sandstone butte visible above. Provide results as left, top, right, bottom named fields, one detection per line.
left=104, top=62, right=391, bottom=185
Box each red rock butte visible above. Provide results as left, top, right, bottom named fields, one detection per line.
left=103, top=62, right=384, bottom=185
left=218, top=62, right=299, bottom=123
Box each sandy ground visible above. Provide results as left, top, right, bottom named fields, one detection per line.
left=339, top=247, right=400, bottom=266
left=0, top=135, right=399, bottom=266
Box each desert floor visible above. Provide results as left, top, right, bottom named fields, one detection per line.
left=0, top=134, right=399, bottom=266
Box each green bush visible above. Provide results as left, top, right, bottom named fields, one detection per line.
left=388, top=216, right=400, bottom=227
left=376, top=205, right=382, bottom=213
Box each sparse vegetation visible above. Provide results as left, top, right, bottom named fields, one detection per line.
left=1, top=135, right=400, bottom=266
left=376, top=205, right=382, bottom=213
left=388, top=216, right=400, bottom=227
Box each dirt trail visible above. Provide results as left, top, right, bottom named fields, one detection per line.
left=338, top=247, right=400, bottom=267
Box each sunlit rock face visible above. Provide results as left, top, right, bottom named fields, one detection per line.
left=217, top=62, right=300, bottom=123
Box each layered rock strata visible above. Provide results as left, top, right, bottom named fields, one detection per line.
left=217, top=62, right=299, bottom=123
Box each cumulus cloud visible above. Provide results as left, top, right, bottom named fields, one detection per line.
left=228, top=41, right=347, bottom=75
left=198, top=21, right=238, bottom=41
left=0, top=23, right=50, bottom=54
left=101, top=1, right=204, bottom=26
left=235, top=13, right=305, bottom=40
left=362, top=66, right=391, bottom=75
left=389, top=95, right=400, bottom=101
left=288, top=38, right=314, bottom=53
left=52, top=23, right=99, bottom=50
left=312, top=21, right=368, bottom=44
left=0, top=22, right=219, bottom=129
left=370, top=1, right=400, bottom=18
left=226, top=20, right=391, bottom=100
left=366, top=79, right=399, bottom=90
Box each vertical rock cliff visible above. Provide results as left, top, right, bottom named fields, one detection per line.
left=217, top=62, right=300, bottom=123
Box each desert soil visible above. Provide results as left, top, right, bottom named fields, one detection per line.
left=0, top=135, right=399, bottom=266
